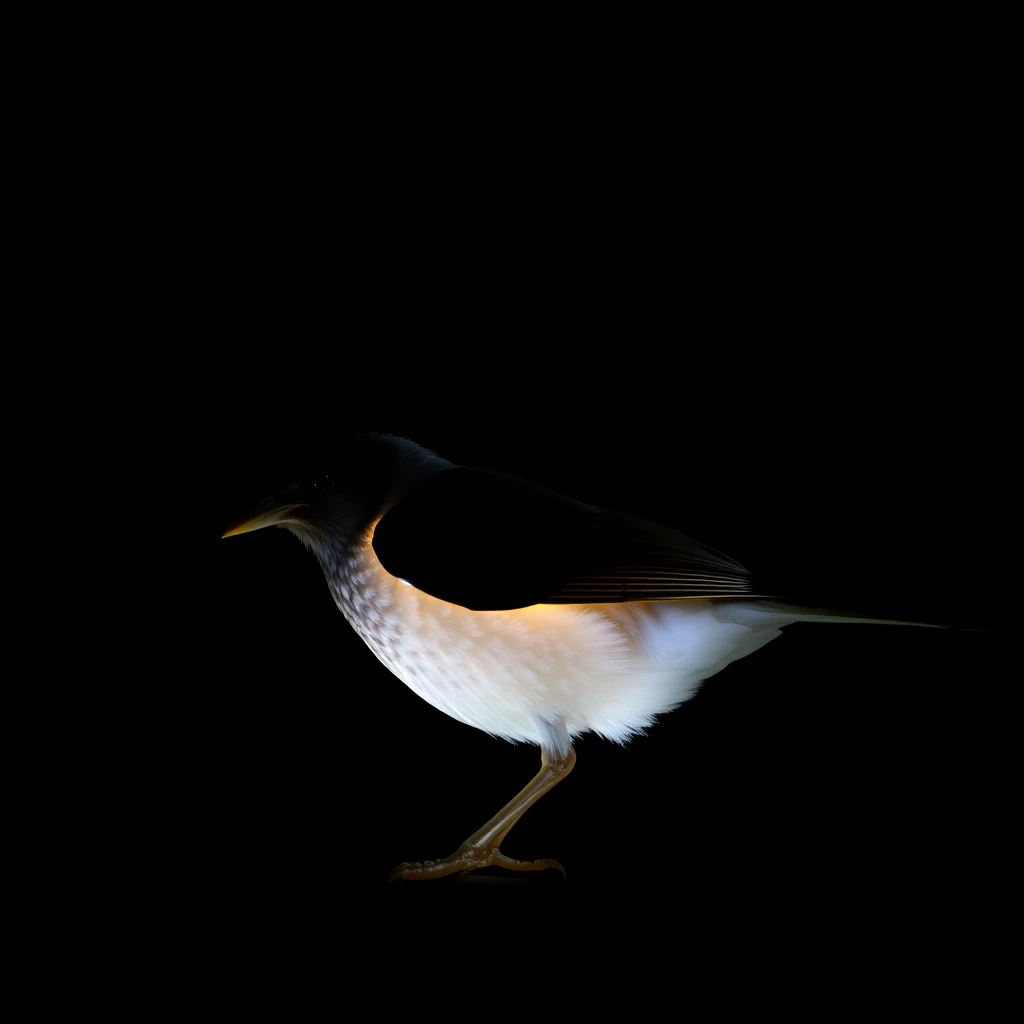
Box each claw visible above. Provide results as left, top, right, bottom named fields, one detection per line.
left=490, top=852, right=566, bottom=877
left=389, top=850, right=565, bottom=882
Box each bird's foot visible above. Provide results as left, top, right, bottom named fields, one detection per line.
left=389, top=845, right=565, bottom=882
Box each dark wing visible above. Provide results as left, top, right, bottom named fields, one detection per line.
left=372, top=467, right=754, bottom=611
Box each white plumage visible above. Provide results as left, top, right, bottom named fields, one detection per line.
left=324, top=527, right=802, bottom=752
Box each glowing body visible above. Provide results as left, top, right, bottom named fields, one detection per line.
left=320, top=528, right=799, bottom=747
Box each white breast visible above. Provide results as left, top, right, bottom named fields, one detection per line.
left=323, top=530, right=796, bottom=746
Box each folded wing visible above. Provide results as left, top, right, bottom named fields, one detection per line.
left=372, top=467, right=753, bottom=611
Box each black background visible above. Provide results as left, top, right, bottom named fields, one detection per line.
left=140, top=84, right=1010, bottom=924
left=21, top=24, right=1012, bottom=1007
left=194, top=370, right=1004, bottom=909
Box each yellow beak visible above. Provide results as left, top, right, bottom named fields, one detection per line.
left=221, top=502, right=308, bottom=538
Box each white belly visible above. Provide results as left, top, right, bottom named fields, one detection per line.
left=324, top=532, right=793, bottom=745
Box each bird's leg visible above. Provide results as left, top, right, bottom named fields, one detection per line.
left=390, top=744, right=576, bottom=881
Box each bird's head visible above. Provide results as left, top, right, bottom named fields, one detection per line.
left=221, top=433, right=451, bottom=556
left=221, top=470, right=347, bottom=546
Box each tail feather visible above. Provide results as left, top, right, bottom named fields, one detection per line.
left=748, top=598, right=952, bottom=629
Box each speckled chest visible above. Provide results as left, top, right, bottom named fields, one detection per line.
left=313, top=532, right=634, bottom=738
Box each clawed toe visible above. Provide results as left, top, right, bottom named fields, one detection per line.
left=389, top=849, right=565, bottom=882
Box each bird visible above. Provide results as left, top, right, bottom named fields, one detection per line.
left=221, top=432, right=943, bottom=881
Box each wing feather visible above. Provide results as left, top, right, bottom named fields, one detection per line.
left=372, top=467, right=754, bottom=610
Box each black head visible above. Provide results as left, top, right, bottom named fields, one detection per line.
left=222, top=433, right=451, bottom=555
